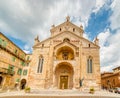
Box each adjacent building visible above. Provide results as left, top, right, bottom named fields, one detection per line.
left=28, top=16, right=101, bottom=90
left=101, top=66, right=120, bottom=89
left=0, top=32, right=30, bottom=90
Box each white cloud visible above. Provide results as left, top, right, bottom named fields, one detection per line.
left=0, top=0, right=105, bottom=47
left=24, top=44, right=30, bottom=50
left=110, top=0, right=120, bottom=30
left=1, top=0, right=119, bottom=72
left=93, top=0, right=107, bottom=13
left=98, top=29, right=120, bottom=72
left=23, top=50, right=31, bottom=54
left=94, top=0, right=120, bottom=72
left=83, top=33, right=89, bottom=40
left=23, top=44, right=33, bottom=54
left=101, top=65, right=113, bottom=72
left=98, top=29, right=111, bottom=46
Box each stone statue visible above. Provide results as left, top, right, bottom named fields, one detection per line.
left=66, top=16, right=70, bottom=21
left=79, top=77, right=84, bottom=87
left=80, top=25, right=83, bottom=29
left=51, top=24, right=55, bottom=28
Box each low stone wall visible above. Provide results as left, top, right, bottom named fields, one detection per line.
left=0, top=89, right=120, bottom=98
left=0, top=96, right=120, bottom=98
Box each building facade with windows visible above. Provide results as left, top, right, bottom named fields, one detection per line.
left=0, top=32, right=30, bottom=90
left=101, top=66, right=120, bottom=90
left=28, top=17, right=101, bottom=90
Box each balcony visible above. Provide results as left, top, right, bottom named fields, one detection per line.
left=0, top=67, right=15, bottom=76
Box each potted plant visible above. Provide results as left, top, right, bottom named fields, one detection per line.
left=24, top=86, right=31, bottom=93
left=89, top=87, right=95, bottom=94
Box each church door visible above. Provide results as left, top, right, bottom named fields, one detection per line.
left=60, top=76, right=68, bottom=89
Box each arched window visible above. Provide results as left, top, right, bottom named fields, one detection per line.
left=60, top=28, right=62, bottom=31
left=87, top=56, right=93, bottom=73
left=37, top=55, right=44, bottom=73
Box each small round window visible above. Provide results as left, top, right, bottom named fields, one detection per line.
left=63, top=38, right=70, bottom=42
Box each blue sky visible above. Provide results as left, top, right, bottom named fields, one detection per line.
left=8, top=36, right=26, bottom=50
left=0, top=0, right=120, bottom=72
left=85, top=5, right=112, bottom=40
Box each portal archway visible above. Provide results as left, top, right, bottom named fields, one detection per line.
left=20, top=79, right=26, bottom=89
left=55, top=62, right=74, bottom=89
left=56, top=46, right=74, bottom=60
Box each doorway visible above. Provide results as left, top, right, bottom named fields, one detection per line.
left=60, top=76, right=68, bottom=89
left=55, top=62, right=74, bottom=89
left=20, top=79, right=26, bottom=89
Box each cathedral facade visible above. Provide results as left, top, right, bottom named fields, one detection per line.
left=28, top=17, right=101, bottom=90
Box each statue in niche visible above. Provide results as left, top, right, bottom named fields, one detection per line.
left=62, top=51, right=69, bottom=60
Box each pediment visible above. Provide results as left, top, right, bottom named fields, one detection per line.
left=52, top=31, right=99, bottom=48
left=33, top=17, right=99, bottom=49
left=33, top=31, right=99, bottom=49
left=54, top=40, right=78, bottom=49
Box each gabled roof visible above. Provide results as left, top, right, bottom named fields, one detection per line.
left=33, top=17, right=99, bottom=48
left=33, top=31, right=100, bottom=48
left=55, top=31, right=100, bottom=48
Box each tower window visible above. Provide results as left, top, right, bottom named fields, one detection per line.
left=60, top=28, right=62, bottom=31
left=73, top=28, right=75, bottom=32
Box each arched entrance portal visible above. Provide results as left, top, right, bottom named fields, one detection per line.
left=20, top=79, right=26, bottom=89
left=0, top=76, right=3, bottom=86
left=55, top=62, right=74, bottom=89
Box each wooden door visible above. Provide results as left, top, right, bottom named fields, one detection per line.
left=60, top=76, right=68, bottom=89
